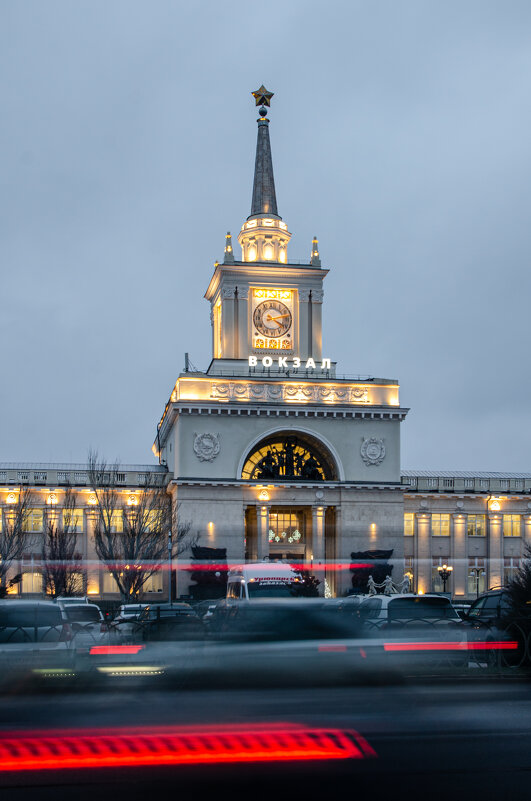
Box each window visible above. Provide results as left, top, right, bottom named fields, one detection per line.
left=431, top=557, right=451, bottom=593
left=464, top=479, right=474, bottom=489
left=480, top=479, right=489, bottom=489
left=503, top=558, right=520, bottom=585
left=427, top=478, right=438, bottom=488
left=404, top=513, right=415, bottom=537
left=431, top=514, right=450, bottom=536
left=143, top=572, right=163, bottom=593
left=103, top=572, right=120, bottom=593
left=268, top=511, right=305, bottom=546
left=103, top=510, right=123, bottom=533
left=503, top=514, right=521, bottom=537
left=62, top=509, right=84, bottom=532
left=21, top=572, right=43, bottom=594
left=23, top=509, right=44, bottom=533
left=467, top=558, right=486, bottom=596
left=143, top=510, right=163, bottom=532
left=467, top=515, right=486, bottom=537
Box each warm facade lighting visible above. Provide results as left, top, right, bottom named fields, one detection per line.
left=46, top=493, right=58, bottom=505
left=248, top=246, right=257, bottom=261
left=6, top=492, right=16, bottom=505
left=127, top=494, right=138, bottom=506
left=258, top=489, right=270, bottom=501
left=489, top=499, right=501, bottom=511
left=87, top=494, right=97, bottom=506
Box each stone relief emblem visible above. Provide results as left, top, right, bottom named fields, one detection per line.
left=361, top=437, right=386, bottom=466
left=193, top=432, right=221, bottom=462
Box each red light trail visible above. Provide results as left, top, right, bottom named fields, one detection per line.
left=0, top=724, right=376, bottom=772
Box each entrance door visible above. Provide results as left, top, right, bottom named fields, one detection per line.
left=268, top=508, right=307, bottom=561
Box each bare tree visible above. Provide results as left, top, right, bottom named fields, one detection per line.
left=0, top=487, right=34, bottom=598
left=42, top=487, right=83, bottom=598
left=87, top=452, right=193, bottom=599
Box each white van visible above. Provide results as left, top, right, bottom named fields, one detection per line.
left=226, top=562, right=301, bottom=600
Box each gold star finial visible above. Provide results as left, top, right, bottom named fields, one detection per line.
left=252, top=85, right=274, bottom=107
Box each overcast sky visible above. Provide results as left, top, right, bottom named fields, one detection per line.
left=1, top=0, right=530, bottom=472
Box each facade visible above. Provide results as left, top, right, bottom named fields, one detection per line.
left=1, top=88, right=529, bottom=601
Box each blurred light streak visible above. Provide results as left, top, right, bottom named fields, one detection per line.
left=383, top=641, right=518, bottom=652
left=0, top=725, right=376, bottom=771
left=89, top=645, right=145, bottom=655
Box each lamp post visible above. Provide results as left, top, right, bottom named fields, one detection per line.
left=168, top=529, right=173, bottom=605
left=470, top=566, right=483, bottom=599
left=437, top=563, right=453, bottom=594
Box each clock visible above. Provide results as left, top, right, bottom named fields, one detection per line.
left=253, top=300, right=292, bottom=338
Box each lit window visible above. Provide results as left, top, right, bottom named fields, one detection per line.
left=103, top=510, right=123, bottom=533
left=431, top=514, right=450, bottom=536
left=503, top=557, right=520, bottom=584
left=503, top=514, right=521, bottom=537
left=21, top=572, right=43, bottom=594
left=143, top=572, right=163, bottom=593
left=404, top=513, right=415, bottom=536
left=63, top=509, right=84, bottom=532
left=467, top=515, right=486, bottom=537
left=23, top=509, right=44, bottom=533
left=103, top=572, right=120, bottom=593
left=268, top=512, right=305, bottom=545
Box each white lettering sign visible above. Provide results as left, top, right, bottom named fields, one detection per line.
left=248, top=356, right=333, bottom=371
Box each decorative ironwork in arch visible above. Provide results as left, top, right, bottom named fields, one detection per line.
left=241, top=433, right=337, bottom=481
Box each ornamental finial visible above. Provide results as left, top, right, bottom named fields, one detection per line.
left=252, top=85, right=274, bottom=107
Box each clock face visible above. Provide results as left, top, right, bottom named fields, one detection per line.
left=253, top=300, right=292, bottom=338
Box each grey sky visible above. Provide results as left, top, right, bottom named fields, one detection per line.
left=1, top=0, right=530, bottom=471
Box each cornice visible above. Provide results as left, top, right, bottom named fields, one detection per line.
left=158, top=401, right=409, bottom=444
left=170, top=478, right=405, bottom=491
left=204, top=262, right=329, bottom=301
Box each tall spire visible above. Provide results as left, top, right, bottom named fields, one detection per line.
left=249, top=85, right=279, bottom=219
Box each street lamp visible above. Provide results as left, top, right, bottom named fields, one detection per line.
left=437, top=563, right=453, bottom=593
left=470, top=566, right=484, bottom=599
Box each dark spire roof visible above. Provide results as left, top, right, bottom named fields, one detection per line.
left=249, top=87, right=280, bottom=219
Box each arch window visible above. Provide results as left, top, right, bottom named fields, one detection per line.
left=241, top=433, right=337, bottom=481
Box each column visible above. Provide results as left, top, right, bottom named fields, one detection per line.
left=221, top=287, right=236, bottom=358
left=298, top=290, right=310, bottom=361
left=236, top=287, right=249, bottom=359
left=256, top=505, right=269, bottom=560
left=310, top=290, right=323, bottom=362
left=416, top=512, right=431, bottom=594
left=524, top=514, right=531, bottom=546
left=452, top=513, right=467, bottom=598
left=312, top=506, right=326, bottom=596
left=488, top=513, right=503, bottom=590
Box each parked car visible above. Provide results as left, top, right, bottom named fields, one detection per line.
left=358, top=594, right=462, bottom=628
left=110, top=604, right=147, bottom=641
left=0, top=600, right=70, bottom=643
left=460, top=589, right=529, bottom=668
left=56, top=596, right=90, bottom=606
left=60, top=603, right=107, bottom=646
left=134, top=603, right=204, bottom=641
left=0, top=600, right=73, bottom=687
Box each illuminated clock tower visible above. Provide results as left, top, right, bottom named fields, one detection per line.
left=205, top=85, right=330, bottom=375
left=155, top=86, right=409, bottom=598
